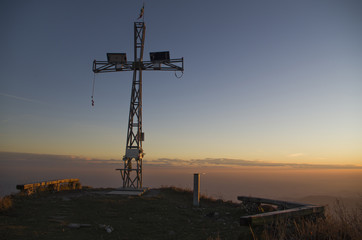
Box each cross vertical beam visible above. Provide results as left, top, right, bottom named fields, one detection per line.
left=121, top=22, right=145, bottom=189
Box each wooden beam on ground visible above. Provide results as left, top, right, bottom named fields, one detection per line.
left=16, top=179, right=81, bottom=195
left=238, top=196, right=325, bottom=226
left=238, top=196, right=304, bottom=209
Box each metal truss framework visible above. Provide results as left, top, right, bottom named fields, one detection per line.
left=93, top=22, right=183, bottom=189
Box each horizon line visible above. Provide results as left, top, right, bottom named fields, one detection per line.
left=1, top=151, right=361, bottom=170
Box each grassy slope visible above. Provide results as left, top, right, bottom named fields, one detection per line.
left=0, top=187, right=249, bottom=240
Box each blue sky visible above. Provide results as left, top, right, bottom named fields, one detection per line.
left=1, top=0, right=361, bottom=165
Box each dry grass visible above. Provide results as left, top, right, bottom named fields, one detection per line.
left=262, top=199, right=362, bottom=240
left=0, top=196, right=13, bottom=212
left=160, top=185, right=227, bottom=204
left=161, top=185, right=193, bottom=194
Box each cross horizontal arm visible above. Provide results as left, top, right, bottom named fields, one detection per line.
left=93, top=58, right=184, bottom=73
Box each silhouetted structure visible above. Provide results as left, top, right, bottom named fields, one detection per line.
left=93, top=20, right=183, bottom=189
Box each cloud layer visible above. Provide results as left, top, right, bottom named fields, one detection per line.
left=145, top=157, right=362, bottom=169
left=1, top=152, right=360, bottom=170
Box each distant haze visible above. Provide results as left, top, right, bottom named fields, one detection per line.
left=1, top=152, right=361, bottom=208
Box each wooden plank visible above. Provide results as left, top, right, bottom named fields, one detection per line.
left=16, top=179, right=81, bottom=194
left=238, top=196, right=325, bottom=226
left=238, top=196, right=304, bottom=209
left=240, top=205, right=324, bottom=226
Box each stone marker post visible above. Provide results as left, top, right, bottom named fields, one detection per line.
left=193, top=173, right=200, bottom=207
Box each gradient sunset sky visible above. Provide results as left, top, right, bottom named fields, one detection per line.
left=1, top=0, right=361, bottom=166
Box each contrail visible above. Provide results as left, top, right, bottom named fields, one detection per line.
left=0, top=93, right=47, bottom=105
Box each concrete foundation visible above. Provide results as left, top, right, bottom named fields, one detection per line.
left=108, top=187, right=149, bottom=196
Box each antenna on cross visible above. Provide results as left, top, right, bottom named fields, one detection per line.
left=137, top=4, right=145, bottom=21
